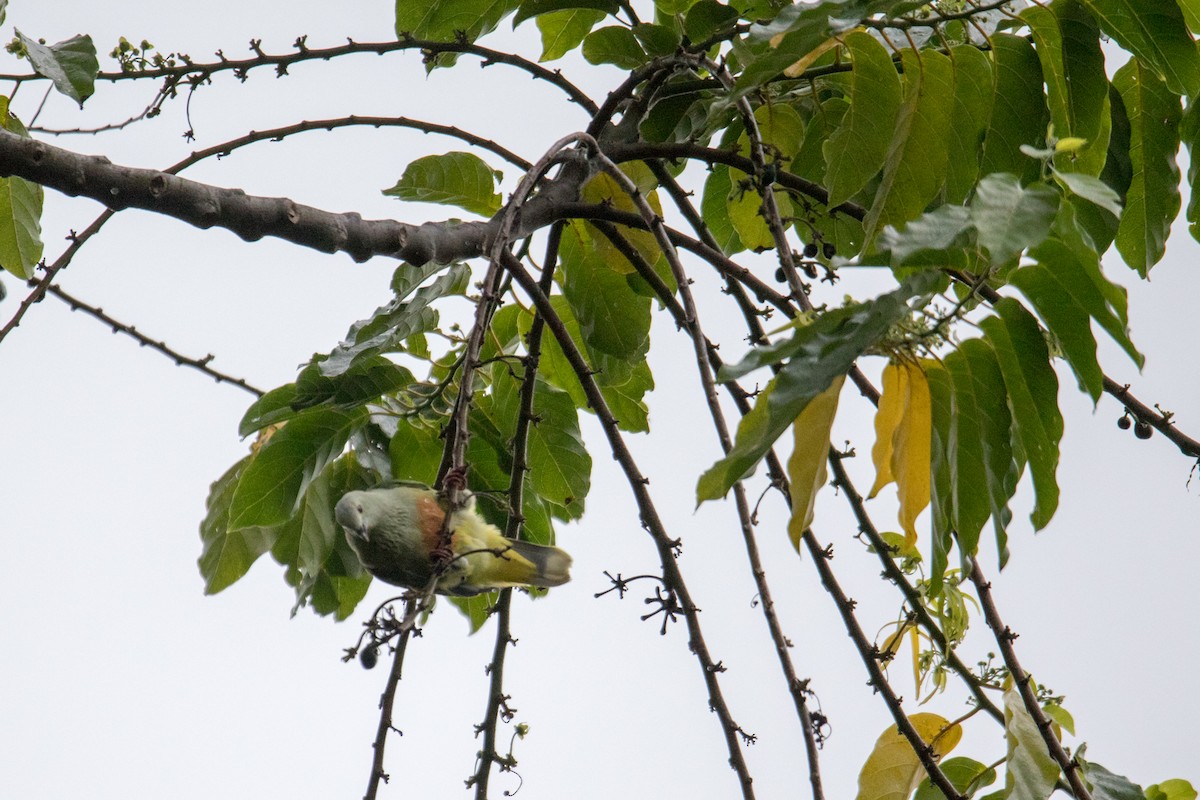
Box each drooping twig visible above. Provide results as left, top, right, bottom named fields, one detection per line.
left=503, top=250, right=758, bottom=799
left=967, top=557, right=1092, bottom=800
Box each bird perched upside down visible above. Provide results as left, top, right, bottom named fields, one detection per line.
left=334, top=484, right=572, bottom=596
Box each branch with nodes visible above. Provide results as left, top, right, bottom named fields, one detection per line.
left=968, top=556, right=1092, bottom=800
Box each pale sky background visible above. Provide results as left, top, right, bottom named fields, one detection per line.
left=2, top=2, right=1198, bottom=799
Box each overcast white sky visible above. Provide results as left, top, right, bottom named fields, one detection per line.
left=2, top=2, right=1197, bottom=798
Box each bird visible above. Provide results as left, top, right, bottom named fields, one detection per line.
left=334, top=483, right=572, bottom=596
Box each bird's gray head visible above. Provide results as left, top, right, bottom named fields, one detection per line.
left=334, top=491, right=370, bottom=540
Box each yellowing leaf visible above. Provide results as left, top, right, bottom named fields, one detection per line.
left=786, top=374, right=845, bottom=550
left=869, top=362, right=907, bottom=498
left=580, top=164, right=663, bottom=273
left=869, top=361, right=933, bottom=545
left=855, top=712, right=962, bottom=800
left=783, top=35, right=840, bottom=78
left=893, top=362, right=932, bottom=545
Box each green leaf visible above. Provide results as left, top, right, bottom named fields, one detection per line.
left=697, top=273, right=938, bottom=503
left=979, top=299, right=1062, bottom=531
left=15, top=31, right=98, bottom=106
left=582, top=25, right=647, bottom=69
left=1009, top=262, right=1104, bottom=401
left=514, top=0, right=618, bottom=26
left=560, top=224, right=651, bottom=361
left=1023, top=0, right=1108, bottom=175
left=0, top=98, right=42, bottom=280
left=969, top=174, right=1060, bottom=265
left=632, top=23, right=680, bottom=57
left=449, top=592, right=497, bottom=632
left=941, top=346, right=994, bottom=561
left=198, top=456, right=280, bottom=595
left=1146, top=780, right=1199, bottom=800
left=383, top=152, right=502, bottom=217
left=319, top=261, right=470, bottom=378
left=535, top=8, right=607, bottom=61
left=823, top=30, right=902, bottom=207
left=862, top=49, right=954, bottom=245
left=239, top=356, right=415, bottom=437
left=684, top=0, right=739, bottom=42
left=228, top=407, right=366, bottom=530
left=1113, top=59, right=1182, bottom=277
left=926, top=361, right=954, bottom=594
left=980, top=34, right=1048, bottom=184
left=309, top=572, right=372, bottom=620
left=1077, top=758, right=1144, bottom=800
left=1003, top=684, right=1060, bottom=800
left=1054, top=170, right=1124, bottom=217
left=944, top=45, right=993, bottom=204
left=877, top=205, right=972, bottom=267
left=395, top=0, right=521, bottom=42
left=1078, top=0, right=1200, bottom=97
left=388, top=420, right=444, bottom=484
left=955, top=338, right=1019, bottom=567
left=913, top=756, right=998, bottom=800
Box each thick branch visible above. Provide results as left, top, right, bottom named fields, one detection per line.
left=0, top=129, right=589, bottom=266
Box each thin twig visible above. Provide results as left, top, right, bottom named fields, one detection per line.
left=968, top=556, right=1092, bottom=800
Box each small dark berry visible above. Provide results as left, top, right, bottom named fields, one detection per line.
left=803, top=242, right=819, bottom=259
left=360, top=645, right=379, bottom=670
left=1134, top=421, right=1153, bottom=440
left=774, top=267, right=786, bottom=282
left=1117, top=415, right=1132, bottom=430
left=822, top=242, right=836, bottom=259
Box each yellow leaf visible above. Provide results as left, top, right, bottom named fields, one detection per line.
left=855, top=713, right=962, bottom=800
left=783, top=35, right=841, bottom=78
left=786, top=374, right=846, bottom=551
left=869, top=362, right=907, bottom=498
left=893, top=361, right=932, bottom=545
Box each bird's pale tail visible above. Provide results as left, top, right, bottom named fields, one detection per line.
left=506, top=540, right=572, bottom=588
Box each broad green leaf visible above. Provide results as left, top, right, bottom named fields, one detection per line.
left=1077, top=758, right=1144, bottom=800
left=395, top=0, right=521, bottom=42
left=979, top=299, right=1062, bottom=531
left=956, top=339, right=1018, bottom=567
left=701, top=165, right=743, bottom=255
left=697, top=273, right=938, bottom=503
left=877, top=205, right=973, bottom=267
left=926, top=361, right=954, bottom=593
left=944, top=45, right=993, bottom=204
left=514, top=0, right=618, bottom=26
left=449, top=592, right=497, bottom=632
left=228, top=407, right=366, bottom=530
left=560, top=223, right=651, bottom=361
left=1003, top=684, right=1061, bottom=800
left=309, top=571, right=372, bottom=620
left=199, top=456, right=280, bottom=594
left=1009, top=263, right=1104, bottom=401
left=579, top=166, right=664, bottom=272
left=0, top=98, right=42, bottom=279
left=969, top=174, right=1060, bottom=265
left=1023, top=1, right=1108, bottom=175
left=239, top=357, right=416, bottom=436
left=1180, top=99, right=1200, bottom=243
left=913, top=757, right=997, bottom=800
left=1078, top=0, right=1200, bottom=97
left=525, top=381, right=592, bottom=519
left=1113, top=59, right=1182, bottom=277
left=684, top=0, right=739, bottom=42
left=823, top=31, right=902, bottom=207
left=1146, top=780, right=1199, bottom=800
left=785, top=375, right=844, bottom=550
left=15, top=31, right=98, bottom=106
left=726, top=104, right=804, bottom=250
left=942, top=346, right=995, bottom=561
left=632, top=23, right=680, bottom=57
left=388, top=420, right=444, bottom=484
left=536, top=8, right=607, bottom=61
left=980, top=34, right=1048, bottom=184
left=794, top=95, right=849, bottom=189
left=384, top=151, right=503, bottom=217
left=1054, top=170, right=1123, bottom=217
left=582, top=25, right=647, bottom=69
left=319, top=262, right=470, bottom=378
left=862, top=49, right=954, bottom=245
left=854, top=713, right=962, bottom=800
